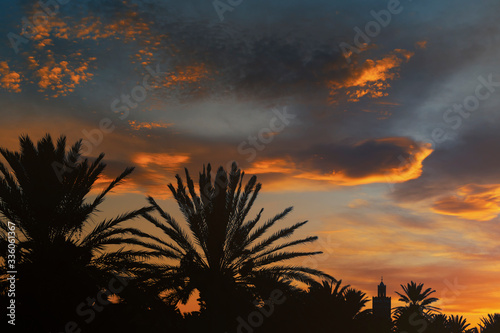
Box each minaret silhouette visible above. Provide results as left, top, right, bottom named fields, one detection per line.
left=372, top=277, right=391, bottom=322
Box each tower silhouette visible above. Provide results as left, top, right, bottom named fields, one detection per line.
left=372, top=277, right=391, bottom=322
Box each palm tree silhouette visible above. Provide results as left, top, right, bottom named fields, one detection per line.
left=395, top=281, right=440, bottom=315
left=141, top=162, right=332, bottom=331
left=393, top=281, right=440, bottom=333
left=0, top=134, right=154, bottom=331
left=479, top=313, right=500, bottom=333
left=312, top=279, right=370, bottom=318
left=428, top=313, right=448, bottom=333
left=428, top=314, right=474, bottom=333
left=305, top=279, right=371, bottom=332
left=446, top=315, right=471, bottom=333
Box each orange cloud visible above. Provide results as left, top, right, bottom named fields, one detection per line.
left=8, top=4, right=170, bottom=97
left=245, top=158, right=296, bottom=175
left=22, top=5, right=162, bottom=50
left=145, top=63, right=212, bottom=102
left=160, top=64, right=211, bottom=88
left=0, top=61, right=22, bottom=93
left=128, top=121, right=173, bottom=131
left=22, top=7, right=208, bottom=98
left=29, top=53, right=95, bottom=97
left=432, top=184, right=500, bottom=221
left=132, top=153, right=190, bottom=170
left=309, top=209, right=500, bottom=328
left=131, top=152, right=190, bottom=197
left=246, top=138, right=433, bottom=189
left=90, top=153, right=190, bottom=199
left=92, top=174, right=144, bottom=196
left=298, top=138, right=432, bottom=186
left=329, top=49, right=414, bottom=102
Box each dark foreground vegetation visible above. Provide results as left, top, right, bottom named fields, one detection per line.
left=0, top=135, right=498, bottom=333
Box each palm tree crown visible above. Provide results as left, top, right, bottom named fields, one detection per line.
left=142, top=162, right=332, bottom=308
left=479, top=313, right=500, bottom=333
left=0, top=134, right=156, bottom=331
left=395, top=281, right=440, bottom=315
left=446, top=314, right=471, bottom=333
left=0, top=134, right=155, bottom=272
left=309, top=279, right=370, bottom=318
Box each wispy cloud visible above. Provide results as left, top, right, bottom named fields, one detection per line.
left=432, top=184, right=500, bottom=221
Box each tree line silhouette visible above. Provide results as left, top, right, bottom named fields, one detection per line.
left=0, top=134, right=499, bottom=333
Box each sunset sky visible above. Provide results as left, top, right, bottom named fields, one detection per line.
left=1, top=0, right=500, bottom=328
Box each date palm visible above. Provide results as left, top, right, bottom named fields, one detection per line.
left=428, top=314, right=448, bottom=333
left=142, top=162, right=332, bottom=331
left=479, top=314, right=500, bottom=333
left=0, top=134, right=156, bottom=331
left=446, top=315, right=471, bottom=333
left=394, top=281, right=440, bottom=333
left=305, top=279, right=370, bottom=332
left=395, top=281, right=440, bottom=316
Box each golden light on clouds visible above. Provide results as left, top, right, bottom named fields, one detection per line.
left=132, top=152, right=190, bottom=170
left=329, top=49, right=414, bottom=102
left=3, top=4, right=169, bottom=97
left=28, top=53, right=95, bottom=97
left=161, top=64, right=211, bottom=88
left=131, top=152, right=191, bottom=198
left=299, top=139, right=432, bottom=186
left=2, top=0, right=499, bottom=329
left=245, top=158, right=296, bottom=175
left=246, top=138, right=433, bottom=189
left=90, top=153, right=190, bottom=198
left=92, top=174, right=142, bottom=196
left=315, top=207, right=500, bottom=328
left=7, top=2, right=209, bottom=98
left=22, top=5, right=160, bottom=47
left=71, top=13, right=150, bottom=41
left=0, top=61, right=22, bottom=93
left=432, top=184, right=500, bottom=221
left=128, top=120, right=173, bottom=131
left=146, top=63, right=212, bottom=101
